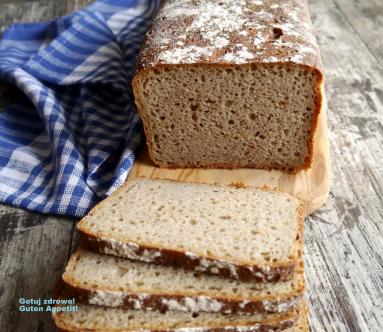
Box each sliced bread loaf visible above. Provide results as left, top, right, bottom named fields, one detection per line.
left=62, top=247, right=304, bottom=315
left=53, top=301, right=306, bottom=332
left=78, top=178, right=305, bottom=282
left=132, top=0, right=323, bottom=173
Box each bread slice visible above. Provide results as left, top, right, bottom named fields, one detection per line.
left=78, top=178, right=305, bottom=282
left=62, top=247, right=304, bottom=315
left=132, top=0, right=323, bottom=173
left=53, top=301, right=306, bottom=332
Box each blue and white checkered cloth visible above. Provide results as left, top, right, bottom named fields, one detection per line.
left=0, top=0, right=160, bottom=217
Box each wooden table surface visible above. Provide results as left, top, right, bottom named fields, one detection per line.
left=0, top=0, right=382, bottom=331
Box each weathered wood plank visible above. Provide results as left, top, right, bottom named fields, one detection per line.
left=0, top=0, right=93, bottom=34
left=306, top=0, right=383, bottom=331
left=333, top=0, right=383, bottom=67
left=0, top=204, right=76, bottom=332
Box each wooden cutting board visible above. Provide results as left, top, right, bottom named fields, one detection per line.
left=129, top=102, right=331, bottom=215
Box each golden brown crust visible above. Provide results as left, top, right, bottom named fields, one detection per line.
left=299, top=303, right=309, bottom=332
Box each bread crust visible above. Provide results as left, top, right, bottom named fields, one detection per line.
left=62, top=281, right=303, bottom=315
left=61, top=249, right=304, bottom=314
left=53, top=303, right=300, bottom=332
left=79, top=232, right=297, bottom=283
left=78, top=179, right=306, bottom=283
left=296, top=303, right=309, bottom=332
left=52, top=283, right=305, bottom=332
left=135, top=0, right=323, bottom=71
left=56, top=322, right=295, bottom=332
left=131, top=0, right=324, bottom=173
left=56, top=321, right=295, bottom=332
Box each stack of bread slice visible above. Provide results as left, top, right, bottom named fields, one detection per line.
left=53, top=178, right=308, bottom=331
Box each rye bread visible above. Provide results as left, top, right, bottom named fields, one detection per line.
left=132, top=0, right=323, bottom=173
left=78, top=178, right=305, bottom=282
left=53, top=301, right=307, bottom=332
left=61, top=247, right=305, bottom=315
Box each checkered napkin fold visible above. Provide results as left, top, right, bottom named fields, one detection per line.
left=0, top=0, right=160, bottom=217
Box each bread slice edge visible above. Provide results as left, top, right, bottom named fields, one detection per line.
left=78, top=179, right=306, bottom=283
left=61, top=248, right=305, bottom=315
left=53, top=300, right=305, bottom=332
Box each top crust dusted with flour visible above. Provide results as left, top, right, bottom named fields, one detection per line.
left=132, top=0, right=324, bottom=172
left=78, top=178, right=305, bottom=282
left=136, top=0, right=322, bottom=68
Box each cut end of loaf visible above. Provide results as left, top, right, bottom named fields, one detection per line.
left=133, top=63, right=322, bottom=172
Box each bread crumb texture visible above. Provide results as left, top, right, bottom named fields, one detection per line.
left=66, top=248, right=303, bottom=304
left=81, top=179, right=301, bottom=265
left=134, top=0, right=322, bottom=171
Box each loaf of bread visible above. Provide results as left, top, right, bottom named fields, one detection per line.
left=62, top=247, right=304, bottom=315
left=78, top=178, right=305, bottom=282
left=53, top=300, right=306, bottom=332
left=132, top=0, right=323, bottom=173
